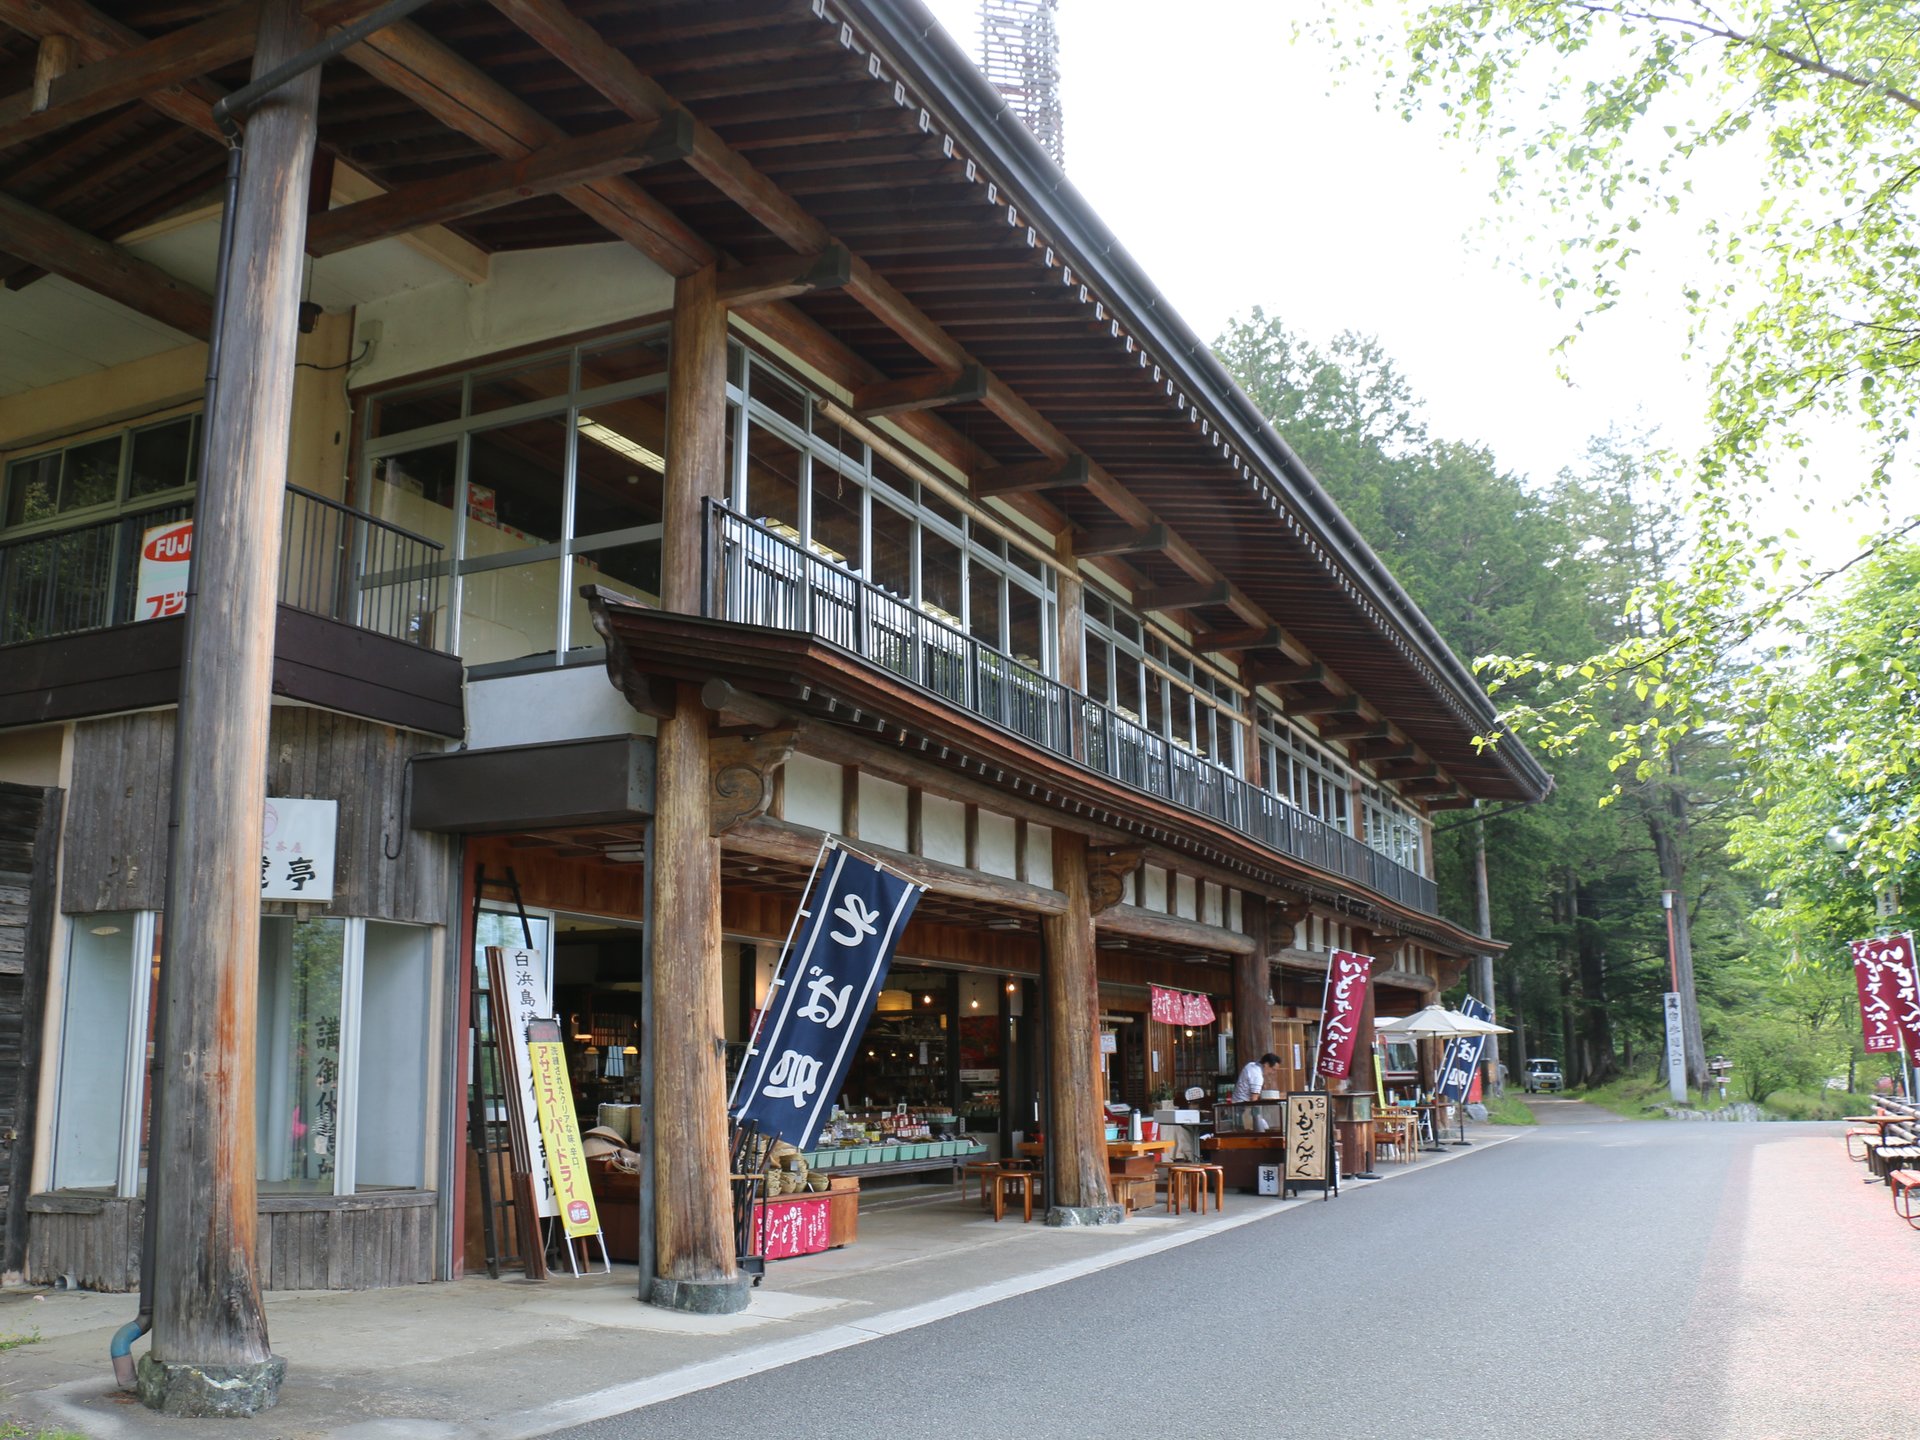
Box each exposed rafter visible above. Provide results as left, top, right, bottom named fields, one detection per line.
left=0, top=188, right=211, bottom=338
left=973, top=453, right=1088, bottom=497
left=851, top=365, right=989, bottom=418
left=716, top=244, right=852, bottom=307
left=306, top=114, right=694, bottom=258
left=1074, top=523, right=1167, bottom=558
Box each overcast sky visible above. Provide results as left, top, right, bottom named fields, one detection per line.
left=918, top=0, right=1712, bottom=495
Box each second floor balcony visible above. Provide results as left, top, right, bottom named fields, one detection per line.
left=0, top=486, right=460, bottom=736
left=707, top=503, right=1438, bottom=916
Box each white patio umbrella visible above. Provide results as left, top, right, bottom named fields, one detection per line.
left=1375, top=1004, right=1511, bottom=1039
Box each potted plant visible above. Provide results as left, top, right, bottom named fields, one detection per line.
left=1150, top=1084, right=1175, bottom=1114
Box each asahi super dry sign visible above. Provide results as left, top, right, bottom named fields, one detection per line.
left=731, top=844, right=924, bottom=1149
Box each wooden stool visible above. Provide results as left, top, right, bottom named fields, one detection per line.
left=961, top=1159, right=1001, bottom=1202
left=989, top=1167, right=1034, bottom=1222
left=1190, top=1163, right=1224, bottom=1212
left=1166, top=1163, right=1214, bottom=1215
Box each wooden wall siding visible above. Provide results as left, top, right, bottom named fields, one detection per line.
left=25, top=1191, right=436, bottom=1291
left=63, top=708, right=453, bottom=923
left=0, top=781, right=59, bottom=1272
left=466, top=836, right=647, bottom=919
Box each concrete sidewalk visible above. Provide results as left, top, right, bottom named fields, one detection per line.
left=0, top=1132, right=1514, bottom=1439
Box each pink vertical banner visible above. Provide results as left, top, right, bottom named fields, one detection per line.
left=1314, top=949, right=1374, bottom=1080
left=1853, top=935, right=1920, bottom=1054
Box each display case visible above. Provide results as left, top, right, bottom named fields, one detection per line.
left=1212, top=1099, right=1283, bottom=1135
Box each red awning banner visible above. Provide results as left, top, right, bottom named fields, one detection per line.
left=1149, top=985, right=1216, bottom=1027
left=1313, top=949, right=1375, bottom=1080
left=1852, top=934, right=1920, bottom=1055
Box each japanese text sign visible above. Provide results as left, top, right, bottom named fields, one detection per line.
left=1313, top=949, right=1374, bottom=1080
left=134, top=519, right=191, bottom=622
left=1284, top=1091, right=1333, bottom=1193
left=261, top=797, right=337, bottom=902
left=1149, top=985, right=1216, bottom=1027
left=1852, top=934, right=1920, bottom=1055
left=1436, top=994, right=1493, bottom=1103
left=731, top=846, right=924, bottom=1149
left=487, top=945, right=556, bottom=1217
left=527, top=1019, right=600, bottom=1240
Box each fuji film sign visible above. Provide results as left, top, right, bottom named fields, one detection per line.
left=134, top=519, right=192, bottom=621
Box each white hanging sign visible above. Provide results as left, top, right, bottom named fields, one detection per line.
left=261, top=796, right=338, bottom=901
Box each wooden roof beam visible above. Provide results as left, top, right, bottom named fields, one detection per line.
left=1288, top=695, right=1363, bottom=719
left=852, top=365, right=989, bottom=419
left=717, top=244, right=852, bottom=307
left=974, top=454, right=1089, bottom=497
left=0, top=188, right=210, bottom=338
left=1190, top=624, right=1285, bottom=653
left=1246, top=659, right=1328, bottom=689
left=1075, top=523, right=1168, bottom=559
left=1425, top=796, right=1477, bottom=811
left=1352, top=741, right=1420, bottom=763
left=1136, top=581, right=1230, bottom=613
left=340, top=17, right=711, bottom=276
left=306, top=114, right=694, bottom=258
left=1319, top=717, right=1396, bottom=743
left=0, top=0, right=385, bottom=150
left=0, top=0, right=226, bottom=139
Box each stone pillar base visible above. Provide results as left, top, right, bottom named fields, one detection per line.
left=649, top=1274, right=752, bottom=1314
left=1046, top=1203, right=1126, bottom=1227
left=136, top=1352, right=286, bottom=1417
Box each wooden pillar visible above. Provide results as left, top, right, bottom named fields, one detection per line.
left=1235, top=901, right=1274, bottom=1070
left=143, top=0, right=319, bottom=1416
left=1042, top=831, right=1121, bottom=1222
left=647, top=264, right=744, bottom=1311
left=1054, top=534, right=1085, bottom=758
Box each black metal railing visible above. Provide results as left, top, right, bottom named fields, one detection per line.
left=711, top=504, right=1071, bottom=753
left=706, top=502, right=1439, bottom=917
left=0, top=486, right=446, bottom=651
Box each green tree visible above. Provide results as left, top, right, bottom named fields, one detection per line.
left=1305, top=0, right=1920, bottom=875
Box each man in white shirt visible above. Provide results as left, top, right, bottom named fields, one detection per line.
left=1233, top=1052, right=1283, bottom=1102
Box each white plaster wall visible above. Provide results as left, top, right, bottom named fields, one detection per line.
left=1174, top=873, right=1198, bottom=920
left=1026, top=825, right=1053, bottom=888
left=465, top=666, right=656, bottom=749
left=1228, top=889, right=1243, bottom=933
left=352, top=243, right=675, bottom=389
left=976, top=810, right=1018, bottom=879
left=0, top=724, right=66, bottom=788
left=921, top=794, right=966, bottom=865
left=858, top=774, right=909, bottom=851
left=1142, top=865, right=1168, bottom=912
left=1203, top=882, right=1223, bottom=928
left=783, top=754, right=843, bottom=833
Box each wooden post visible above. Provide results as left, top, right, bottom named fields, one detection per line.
left=1234, top=902, right=1273, bottom=1071
left=142, top=0, right=319, bottom=1416
left=1041, top=831, right=1121, bottom=1223
left=646, top=265, right=745, bottom=1312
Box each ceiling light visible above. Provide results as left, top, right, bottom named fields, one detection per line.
left=89, top=925, right=122, bottom=937
left=577, top=416, right=664, bottom=471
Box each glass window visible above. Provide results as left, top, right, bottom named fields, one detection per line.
left=581, top=331, right=669, bottom=387
left=471, top=352, right=571, bottom=416
left=50, top=914, right=144, bottom=1190
left=969, top=563, right=1002, bottom=649
left=870, top=497, right=913, bottom=599
left=370, top=380, right=462, bottom=439
left=369, top=442, right=459, bottom=552
left=355, top=922, right=432, bottom=1189
left=257, top=917, right=346, bottom=1193
left=573, top=399, right=667, bottom=539
left=127, top=417, right=197, bottom=499
left=744, top=424, right=802, bottom=538
left=810, top=458, right=863, bottom=571
left=753, top=366, right=806, bottom=431
left=61, top=437, right=122, bottom=514
left=2, top=452, right=60, bottom=529
left=920, top=527, right=963, bottom=627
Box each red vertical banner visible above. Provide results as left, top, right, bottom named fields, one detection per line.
left=1853, top=935, right=1920, bottom=1054
left=1314, top=949, right=1374, bottom=1080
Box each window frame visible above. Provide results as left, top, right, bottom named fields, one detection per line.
left=1, top=411, right=200, bottom=540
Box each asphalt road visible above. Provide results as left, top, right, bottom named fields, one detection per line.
left=556, top=1103, right=1904, bottom=1440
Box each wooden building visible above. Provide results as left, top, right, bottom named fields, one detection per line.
left=0, top=0, right=1548, bottom=1323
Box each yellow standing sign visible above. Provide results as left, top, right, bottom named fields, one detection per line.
left=526, top=1019, right=601, bottom=1240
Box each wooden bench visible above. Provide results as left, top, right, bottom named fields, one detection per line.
left=1868, top=1119, right=1920, bottom=1183
left=1108, top=1173, right=1154, bottom=1214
